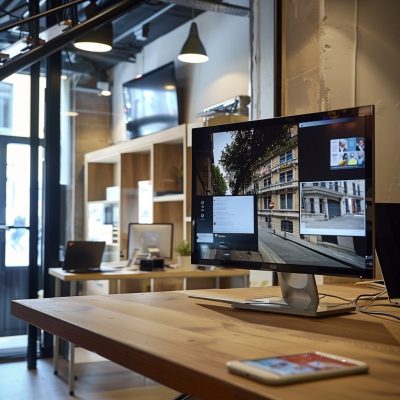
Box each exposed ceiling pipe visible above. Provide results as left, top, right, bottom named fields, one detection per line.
left=161, top=0, right=250, bottom=17
left=0, top=0, right=145, bottom=81
left=114, top=3, right=176, bottom=43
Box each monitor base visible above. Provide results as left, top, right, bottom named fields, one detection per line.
left=231, top=297, right=355, bottom=317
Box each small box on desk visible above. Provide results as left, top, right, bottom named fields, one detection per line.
left=140, top=258, right=164, bottom=271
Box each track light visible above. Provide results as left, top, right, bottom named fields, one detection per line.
left=97, top=81, right=111, bottom=96
left=178, top=22, right=208, bottom=64
left=74, top=1, right=113, bottom=53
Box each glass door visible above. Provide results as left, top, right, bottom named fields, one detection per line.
left=0, top=137, right=42, bottom=355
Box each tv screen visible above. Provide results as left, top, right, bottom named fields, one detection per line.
left=123, top=62, right=179, bottom=140
left=192, top=106, right=374, bottom=279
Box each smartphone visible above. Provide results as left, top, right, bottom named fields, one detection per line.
left=227, top=352, right=368, bottom=385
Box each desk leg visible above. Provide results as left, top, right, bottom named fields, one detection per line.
left=68, top=342, right=75, bottom=396
left=150, top=278, right=155, bottom=292
left=183, top=278, right=187, bottom=291
left=243, top=275, right=248, bottom=287
left=53, top=279, right=61, bottom=375
left=216, top=277, right=220, bottom=289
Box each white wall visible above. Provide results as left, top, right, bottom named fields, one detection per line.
left=321, top=0, right=400, bottom=202
left=285, top=0, right=400, bottom=203
left=111, top=6, right=250, bottom=144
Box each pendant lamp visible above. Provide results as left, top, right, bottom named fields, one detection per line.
left=178, top=22, right=209, bottom=63
left=74, top=1, right=113, bottom=53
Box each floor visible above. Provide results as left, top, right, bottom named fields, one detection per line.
left=0, top=356, right=179, bottom=400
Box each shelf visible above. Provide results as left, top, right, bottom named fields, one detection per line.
left=153, top=193, right=185, bottom=202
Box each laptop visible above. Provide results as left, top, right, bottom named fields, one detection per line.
left=375, top=203, right=400, bottom=305
left=62, top=241, right=106, bottom=273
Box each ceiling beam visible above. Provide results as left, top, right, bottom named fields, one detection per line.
left=0, top=0, right=145, bottom=81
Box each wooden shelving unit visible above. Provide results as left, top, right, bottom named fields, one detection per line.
left=84, top=124, right=189, bottom=263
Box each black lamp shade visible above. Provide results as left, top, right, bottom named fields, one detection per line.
left=178, top=22, right=208, bottom=63
left=74, top=23, right=113, bottom=52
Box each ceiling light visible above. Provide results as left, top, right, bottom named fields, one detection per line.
left=74, top=1, right=113, bottom=53
left=178, top=22, right=208, bottom=64
left=74, top=23, right=113, bottom=52
left=97, top=81, right=111, bottom=96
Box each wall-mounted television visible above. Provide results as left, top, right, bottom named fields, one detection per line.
left=123, top=62, right=180, bottom=140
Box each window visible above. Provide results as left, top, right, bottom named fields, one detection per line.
left=343, top=181, right=348, bottom=193
left=279, top=151, right=292, bottom=164
left=281, top=220, right=293, bottom=233
left=0, top=82, right=13, bottom=131
left=280, top=194, right=286, bottom=209
left=263, top=177, right=271, bottom=188
left=264, top=196, right=272, bottom=209
left=280, top=193, right=293, bottom=210
left=321, top=182, right=326, bottom=188
left=279, top=170, right=293, bottom=184
left=287, top=193, right=293, bottom=209
left=334, top=182, right=339, bottom=191
left=352, top=182, right=356, bottom=195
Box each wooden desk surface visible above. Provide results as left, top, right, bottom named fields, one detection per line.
left=49, top=267, right=250, bottom=282
left=12, top=286, right=400, bottom=400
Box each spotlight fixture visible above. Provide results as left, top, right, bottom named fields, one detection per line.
left=97, top=81, right=111, bottom=96
left=178, top=22, right=208, bottom=64
left=74, top=1, right=113, bottom=53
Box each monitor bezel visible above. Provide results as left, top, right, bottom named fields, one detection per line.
left=191, top=105, right=374, bottom=279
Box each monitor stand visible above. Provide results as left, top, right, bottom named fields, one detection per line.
left=232, top=272, right=355, bottom=317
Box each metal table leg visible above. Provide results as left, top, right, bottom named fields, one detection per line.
left=53, top=278, right=61, bottom=375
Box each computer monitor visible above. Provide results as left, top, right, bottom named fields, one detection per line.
left=191, top=105, right=374, bottom=317
left=375, top=203, right=400, bottom=305
left=127, top=223, right=173, bottom=263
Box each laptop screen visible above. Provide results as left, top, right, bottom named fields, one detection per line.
left=63, top=241, right=105, bottom=272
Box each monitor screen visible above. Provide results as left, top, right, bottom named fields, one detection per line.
left=127, top=223, right=173, bottom=261
left=123, top=62, right=179, bottom=140
left=191, top=106, right=374, bottom=279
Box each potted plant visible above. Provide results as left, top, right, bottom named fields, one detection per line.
left=175, top=240, right=192, bottom=270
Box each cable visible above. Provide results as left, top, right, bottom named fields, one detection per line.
left=319, top=293, right=354, bottom=303
left=354, top=290, right=400, bottom=322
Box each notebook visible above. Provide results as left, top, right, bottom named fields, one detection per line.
left=62, top=241, right=106, bottom=273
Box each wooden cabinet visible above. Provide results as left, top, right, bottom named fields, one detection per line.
left=84, top=124, right=189, bottom=263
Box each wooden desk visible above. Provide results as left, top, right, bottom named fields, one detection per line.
left=49, top=266, right=250, bottom=295
left=48, top=266, right=249, bottom=394
left=12, top=286, right=400, bottom=400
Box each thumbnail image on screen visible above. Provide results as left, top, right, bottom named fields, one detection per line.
left=330, top=137, right=365, bottom=169
left=300, top=179, right=365, bottom=236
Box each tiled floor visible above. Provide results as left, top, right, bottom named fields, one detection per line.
left=0, top=356, right=178, bottom=400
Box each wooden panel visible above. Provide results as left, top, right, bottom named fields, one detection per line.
left=119, top=153, right=151, bottom=256
left=11, top=285, right=400, bottom=400
left=153, top=143, right=183, bottom=195
left=154, top=201, right=183, bottom=261
left=87, top=163, right=115, bottom=201
left=120, top=153, right=150, bottom=190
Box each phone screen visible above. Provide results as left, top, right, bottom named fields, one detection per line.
left=244, top=353, right=358, bottom=376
